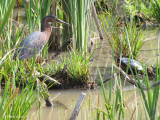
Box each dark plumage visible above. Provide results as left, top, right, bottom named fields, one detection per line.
left=13, top=15, right=70, bottom=60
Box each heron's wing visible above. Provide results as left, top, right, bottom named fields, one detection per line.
left=14, top=31, right=46, bottom=60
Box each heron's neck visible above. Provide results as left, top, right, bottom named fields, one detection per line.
left=41, top=20, right=51, bottom=42
left=41, top=20, right=51, bottom=32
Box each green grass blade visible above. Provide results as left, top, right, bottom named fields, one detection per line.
left=0, top=0, right=16, bottom=35
left=98, top=68, right=108, bottom=103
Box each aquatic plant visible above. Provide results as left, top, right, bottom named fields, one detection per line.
left=0, top=0, right=54, bottom=118
left=100, top=14, right=144, bottom=60
left=23, top=0, right=51, bottom=33
left=91, top=68, right=125, bottom=119
left=0, top=0, right=16, bottom=35
left=124, top=0, right=160, bottom=24
left=42, top=50, right=94, bottom=88
left=0, top=80, right=36, bottom=120
left=62, top=0, right=91, bottom=54
left=150, top=0, right=160, bottom=23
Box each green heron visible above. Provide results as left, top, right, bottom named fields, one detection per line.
left=13, top=15, right=70, bottom=107
left=13, top=15, right=70, bottom=61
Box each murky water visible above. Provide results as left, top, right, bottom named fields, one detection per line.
left=13, top=5, right=160, bottom=120
left=27, top=28, right=160, bottom=119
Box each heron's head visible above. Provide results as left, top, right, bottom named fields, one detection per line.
left=43, top=15, right=70, bottom=26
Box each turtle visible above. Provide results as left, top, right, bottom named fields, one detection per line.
left=119, top=57, right=144, bottom=74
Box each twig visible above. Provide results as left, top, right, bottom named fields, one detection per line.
left=34, top=70, right=61, bottom=85
left=70, top=92, right=86, bottom=120
left=97, top=74, right=114, bottom=86
left=148, top=81, right=160, bottom=90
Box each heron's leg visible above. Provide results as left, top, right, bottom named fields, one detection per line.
left=25, top=60, right=37, bottom=77
left=25, top=60, right=31, bottom=71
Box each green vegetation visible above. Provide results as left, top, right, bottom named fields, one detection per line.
left=124, top=0, right=160, bottom=23
left=23, top=0, right=51, bottom=33
left=100, top=14, right=144, bottom=60
left=0, top=82, right=36, bottom=120
left=92, top=60, right=160, bottom=119
left=42, top=50, right=94, bottom=88
left=62, top=0, right=91, bottom=54
left=135, top=62, right=160, bottom=120
left=95, top=68, right=125, bottom=119
left=1, top=0, right=160, bottom=119
left=1, top=0, right=93, bottom=118
left=90, top=0, right=160, bottom=119
left=150, top=0, right=160, bottom=23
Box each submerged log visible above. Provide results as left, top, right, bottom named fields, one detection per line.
left=70, top=92, right=86, bottom=120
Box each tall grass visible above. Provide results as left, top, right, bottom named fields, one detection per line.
left=150, top=0, right=160, bottom=23
left=136, top=64, right=160, bottom=120
left=62, top=0, right=91, bottom=54
left=23, top=0, right=51, bottom=33
left=93, top=57, right=160, bottom=119
left=76, top=0, right=91, bottom=53
left=0, top=80, right=36, bottom=120
left=0, top=0, right=16, bottom=35
left=0, top=0, right=16, bottom=51
left=93, top=5, right=160, bottom=119
left=0, top=0, right=51, bottom=118
left=124, top=0, right=160, bottom=23
left=0, top=47, right=37, bottom=119
left=100, top=14, right=144, bottom=59
left=92, top=68, right=125, bottom=119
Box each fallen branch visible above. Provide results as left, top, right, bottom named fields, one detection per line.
left=147, top=81, right=160, bottom=90
left=70, top=92, right=86, bottom=120
left=113, top=64, right=147, bottom=90
left=97, top=74, right=114, bottom=86
left=113, top=64, right=160, bottom=90
left=34, top=70, right=61, bottom=85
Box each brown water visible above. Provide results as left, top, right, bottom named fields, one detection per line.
left=13, top=5, right=160, bottom=120
left=27, top=27, right=160, bottom=120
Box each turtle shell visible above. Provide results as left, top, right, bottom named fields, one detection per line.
left=120, top=58, right=143, bottom=71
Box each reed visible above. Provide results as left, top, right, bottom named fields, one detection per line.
left=0, top=0, right=16, bottom=35
left=0, top=80, right=36, bottom=120
left=133, top=26, right=160, bottom=120
left=150, top=0, right=160, bottom=23
left=62, top=0, right=91, bottom=54
left=23, top=0, right=51, bottom=33
left=0, top=1, right=50, bottom=118
left=93, top=67, right=125, bottom=119
left=100, top=14, right=144, bottom=59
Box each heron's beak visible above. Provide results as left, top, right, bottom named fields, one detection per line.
left=55, top=19, right=71, bottom=26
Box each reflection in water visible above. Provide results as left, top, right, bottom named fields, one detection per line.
left=27, top=27, right=160, bottom=120
left=28, top=30, right=160, bottom=119
left=28, top=87, right=160, bottom=120
left=14, top=6, right=160, bottom=120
